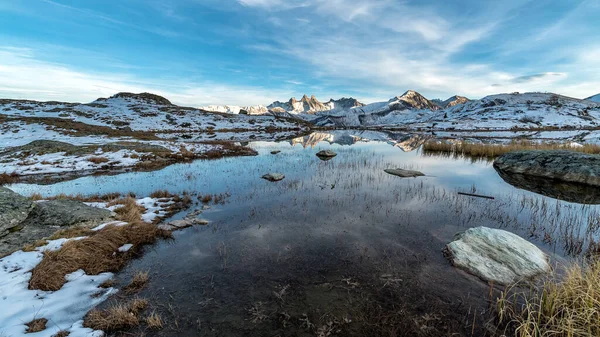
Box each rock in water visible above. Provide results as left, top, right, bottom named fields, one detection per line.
left=316, top=150, right=337, bottom=160
left=0, top=187, right=35, bottom=237
left=444, top=227, right=550, bottom=285
left=384, top=169, right=425, bottom=178
left=271, top=150, right=281, bottom=155
left=494, top=151, right=600, bottom=186
left=22, top=200, right=113, bottom=227
left=262, top=173, right=285, bottom=182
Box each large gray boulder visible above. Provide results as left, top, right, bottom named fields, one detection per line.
left=22, top=199, right=113, bottom=227
left=384, top=168, right=425, bottom=178
left=0, top=187, right=35, bottom=237
left=494, top=151, right=600, bottom=186
left=444, top=227, right=550, bottom=285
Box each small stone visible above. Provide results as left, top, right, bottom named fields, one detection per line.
left=316, top=150, right=337, bottom=160
left=384, top=168, right=425, bottom=178
left=262, top=173, right=285, bottom=182
left=168, top=220, right=193, bottom=229
left=271, top=150, right=281, bottom=155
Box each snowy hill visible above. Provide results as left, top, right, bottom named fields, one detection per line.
left=418, top=92, right=600, bottom=130
left=199, top=105, right=268, bottom=115
left=586, top=94, right=600, bottom=103
left=0, top=92, right=305, bottom=132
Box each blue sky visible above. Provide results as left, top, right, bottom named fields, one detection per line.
left=0, top=0, right=599, bottom=106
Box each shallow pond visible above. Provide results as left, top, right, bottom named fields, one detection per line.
left=9, top=131, right=600, bottom=336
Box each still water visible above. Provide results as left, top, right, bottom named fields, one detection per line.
left=10, top=131, right=600, bottom=336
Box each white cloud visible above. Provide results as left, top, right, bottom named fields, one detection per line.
left=0, top=47, right=294, bottom=106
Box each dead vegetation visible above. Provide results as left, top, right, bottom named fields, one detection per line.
left=0, top=172, right=19, bottom=185
left=123, top=271, right=149, bottom=294
left=25, top=318, right=48, bottom=333
left=87, top=156, right=110, bottom=164
left=422, top=140, right=600, bottom=160
left=497, top=260, right=600, bottom=337
left=83, top=298, right=149, bottom=331
left=146, top=312, right=164, bottom=330
left=28, top=197, right=171, bottom=291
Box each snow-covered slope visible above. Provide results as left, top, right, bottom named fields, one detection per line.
left=586, top=94, right=600, bottom=103
left=418, top=92, right=600, bottom=130
left=0, top=93, right=305, bottom=132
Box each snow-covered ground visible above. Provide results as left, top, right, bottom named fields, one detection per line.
left=0, top=93, right=305, bottom=132
left=0, top=197, right=176, bottom=336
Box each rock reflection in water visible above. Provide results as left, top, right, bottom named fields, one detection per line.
left=495, top=168, right=600, bottom=204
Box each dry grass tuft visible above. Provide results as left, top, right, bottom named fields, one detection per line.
left=110, top=197, right=146, bottom=223
left=25, top=318, right=48, bottom=333
left=123, top=271, right=149, bottom=294
left=52, top=331, right=70, bottom=337
left=150, top=190, right=172, bottom=198
left=99, top=279, right=116, bottom=289
left=87, top=156, right=109, bottom=164
left=30, top=193, right=44, bottom=201
left=422, top=140, right=600, bottom=160
left=83, top=298, right=148, bottom=331
left=0, top=172, right=19, bottom=185
left=48, top=226, right=95, bottom=240
left=29, top=218, right=171, bottom=291
left=146, top=311, right=164, bottom=330
left=497, top=260, right=600, bottom=337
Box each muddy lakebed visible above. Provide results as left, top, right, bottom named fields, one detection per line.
left=8, top=131, right=600, bottom=336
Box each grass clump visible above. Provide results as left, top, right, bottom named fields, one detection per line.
left=28, top=197, right=171, bottom=291
left=123, top=271, right=149, bottom=294
left=497, top=260, right=600, bottom=337
left=25, top=318, right=48, bottom=333
left=83, top=298, right=148, bottom=331
left=422, top=140, right=600, bottom=160
left=0, top=172, right=19, bottom=185
left=87, top=156, right=109, bottom=164
left=146, top=311, right=164, bottom=330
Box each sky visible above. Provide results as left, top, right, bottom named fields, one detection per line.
left=0, top=0, right=599, bottom=106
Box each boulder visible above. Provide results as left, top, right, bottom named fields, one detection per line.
left=316, top=150, right=337, bottom=160
left=0, top=187, right=35, bottom=237
left=494, top=151, right=600, bottom=186
left=444, top=227, right=550, bottom=285
left=22, top=199, right=113, bottom=227
left=384, top=168, right=425, bottom=178
left=262, top=173, right=285, bottom=182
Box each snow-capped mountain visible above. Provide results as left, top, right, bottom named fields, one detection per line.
left=289, top=130, right=431, bottom=152
left=431, top=95, right=470, bottom=109
left=267, top=95, right=364, bottom=114
left=586, top=94, right=600, bottom=103
left=199, top=105, right=268, bottom=115
left=308, top=90, right=441, bottom=127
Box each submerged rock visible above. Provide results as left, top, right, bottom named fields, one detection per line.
left=262, top=173, right=285, bottom=182
left=495, top=169, right=600, bottom=204
left=316, top=150, right=337, bottom=160
left=0, top=187, right=35, bottom=237
left=271, top=150, right=281, bottom=155
left=494, top=151, right=600, bottom=186
left=22, top=200, right=113, bottom=227
left=444, top=227, right=550, bottom=285
left=384, top=168, right=425, bottom=178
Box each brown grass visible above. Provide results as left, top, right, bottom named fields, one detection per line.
left=150, top=190, right=172, bottom=198
left=0, top=172, right=19, bottom=185
left=123, top=271, right=149, bottom=294
left=497, top=260, right=600, bottom=337
left=26, top=318, right=48, bottom=333
left=28, top=197, right=171, bottom=291
left=83, top=298, right=148, bottom=331
left=146, top=311, right=163, bottom=330
left=422, top=140, right=600, bottom=160
left=87, top=156, right=109, bottom=164
left=52, top=331, right=70, bottom=337
left=40, top=192, right=122, bottom=203
left=30, top=193, right=43, bottom=201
